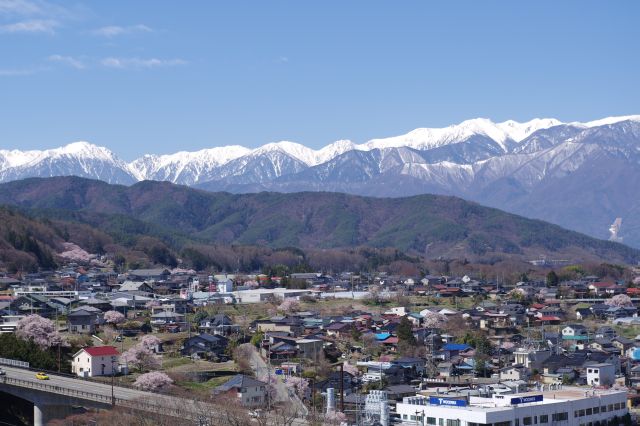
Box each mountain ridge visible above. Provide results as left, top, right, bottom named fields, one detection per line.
left=0, top=176, right=637, bottom=265
left=1, top=115, right=640, bottom=247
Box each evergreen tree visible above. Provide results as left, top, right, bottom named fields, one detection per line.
left=397, top=316, right=416, bottom=346
left=546, top=271, right=559, bottom=287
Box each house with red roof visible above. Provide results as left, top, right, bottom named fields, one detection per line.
left=71, top=346, right=120, bottom=378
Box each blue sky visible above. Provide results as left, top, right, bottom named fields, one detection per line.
left=0, top=1, right=638, bottom=160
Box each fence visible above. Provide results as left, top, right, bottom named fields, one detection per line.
left=0, top=357, right=29, bottom=368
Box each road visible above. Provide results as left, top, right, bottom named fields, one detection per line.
left=248, top=348, right=308, bottom=417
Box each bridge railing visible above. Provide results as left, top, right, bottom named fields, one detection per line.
left=0, top=376, right=187, bottom=418
left=0, top=357, right=29, bottom=368
left=0, top=376, right=119, bottom=405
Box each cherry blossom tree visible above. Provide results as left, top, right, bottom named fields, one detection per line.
left=16, top=314, right=67, bottom=349
left=324, top=411, right=347, bottom=425
left=104, top=310, right=125, bottom=325
left=277, top=298, right=300, bottom=313
left=121, top=345, right=160, bottom=372
left=423, top=310, right=447, bottom=329
left=133, top=371, right=173, bottom=391
left=139, top=334, right=162, bottom=350
left=103, top=325, right=118, bottom=343
left=605, top=294, right=634, bottom=307
left=286, top=376, right=309, bottom=399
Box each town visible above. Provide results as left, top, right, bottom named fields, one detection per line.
left=1, top=258, right=638, bottom=426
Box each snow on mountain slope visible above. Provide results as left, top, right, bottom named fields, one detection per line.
left=0, top=115, right=638, bottom=188
left=128, top=146, right=251, bottom=183
left=360, top=118, right=561, bottom=152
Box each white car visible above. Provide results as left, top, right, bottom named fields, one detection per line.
left=0, top=368, right=5, bottom=375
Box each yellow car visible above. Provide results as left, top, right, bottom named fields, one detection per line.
left=35, top=372, right=49, bottom=380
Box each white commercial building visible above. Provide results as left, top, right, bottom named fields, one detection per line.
left=395, top=387, right=628, bottom=426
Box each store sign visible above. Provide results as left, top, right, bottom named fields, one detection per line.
left=510, top=395, right=543, bottom=405
left=429, top=397, right=467, bottom=407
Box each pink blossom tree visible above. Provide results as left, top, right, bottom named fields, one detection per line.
left=605, top=294, right=634, bottom=307
left=286, top=376, right=310, bottom=399
left=133, top=371, right=173, bottom=391
left=104, top=310, right=125, bottom=325
left=139, top=334, right=162, bottom=351
left=16, top=314, right=67, bottom=349
left=423, top=310, right=447, bottom=329
left=324, top=411, right=347, bottom=425
left=121, top=345, right=160, bottom=372
left=278, top=298, right=300, bottom=313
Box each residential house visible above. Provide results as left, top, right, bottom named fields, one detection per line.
left=562, top=324, right=589, bottom=341
left=181, top=333, right=228, bottom=360
left=213, top=374, right=268, bottom=407
left=72, top=346, right=120, bottom=377
left=586, top=363, right=616, bottom=386
left=67, top=306, right=101, bottom=334
left=199, top=314, right=240, bottom=336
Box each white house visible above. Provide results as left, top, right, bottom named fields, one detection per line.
left=586, top=363, right=616, bottom=387
left=213, top=374, right=268, bottom=407
left=72, top=346, right=120, bottom=378
left=216, top=278, right=234, bottom=293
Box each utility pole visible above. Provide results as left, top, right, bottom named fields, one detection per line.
left=111, top=358, right=116, bottom=406
left=340, top=363, right=345, bottom=413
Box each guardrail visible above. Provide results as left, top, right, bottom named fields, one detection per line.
left=0, top=357, right=29, bottom=368
left=0, top=376, right=118, bottom=405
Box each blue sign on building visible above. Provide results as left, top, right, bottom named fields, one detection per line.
left=275, top=369, right=284, bottom=375
left=429, top=397, right=467, bottom=407
left=510, top=395, right=543, bottom=405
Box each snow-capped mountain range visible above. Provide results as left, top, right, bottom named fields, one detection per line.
left=2, top=114, right=640, bottom=247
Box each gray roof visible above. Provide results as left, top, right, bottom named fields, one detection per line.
left=214, top=374, right=266, bottom=392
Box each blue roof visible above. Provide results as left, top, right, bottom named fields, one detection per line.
left=375, top=333, right=392, bottom=341
left=442, top=343, right=471, bottom=351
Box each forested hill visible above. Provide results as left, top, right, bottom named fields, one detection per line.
left=0, top=176, right=637, bottom=264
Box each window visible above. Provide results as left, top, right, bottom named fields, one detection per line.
left=579, top=409, right=585, bottom=417
left=601, top=405, right=607, bottom=412
left=586, top=408, right=592, bottom=416
left=439, top=419, right=444, bottom=426
left=608, top=404, right=613, bottom=412
left=523, top=417, right=532, bottom=425
left=540, top=415, right=549, bottom=424
left=446, top=420, right=460, bottom=426
left=515, top=419, right=520, bottom=426
left=552, top=412, right=568, bottom=421
left=427, top=417, right=436, bottom=425
left=593, top=407, right=600, bottom=414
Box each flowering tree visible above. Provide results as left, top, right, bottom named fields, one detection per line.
left=103, top=326, right=118, bottom=343
left=139, top=334, right=161, bottom=350
left=16, top=314, right=67, bottom=349
left=423, top=310, right=447, bottom=329
left=605, top=294, right=634, bottom=307
left=133, top=371, right=173, bottom=391
left=286, top=376, right=310, bottom=399
left=324, top=411, right=347, bottom=425
left=121, top=345, right=160, bottom=372
left=104, top=310, right=125, bottom=325
left=278, top=298, right=300, bottom=313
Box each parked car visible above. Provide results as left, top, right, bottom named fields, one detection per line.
left=0, top=367, right=5, bottom=375
left=35, top=372, right=49, bottom=380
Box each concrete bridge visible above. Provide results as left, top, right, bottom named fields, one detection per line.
left=0, top=365, right=189, bottom=425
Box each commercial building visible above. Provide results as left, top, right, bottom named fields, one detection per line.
left=395, top=387, right=628, bottom=426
